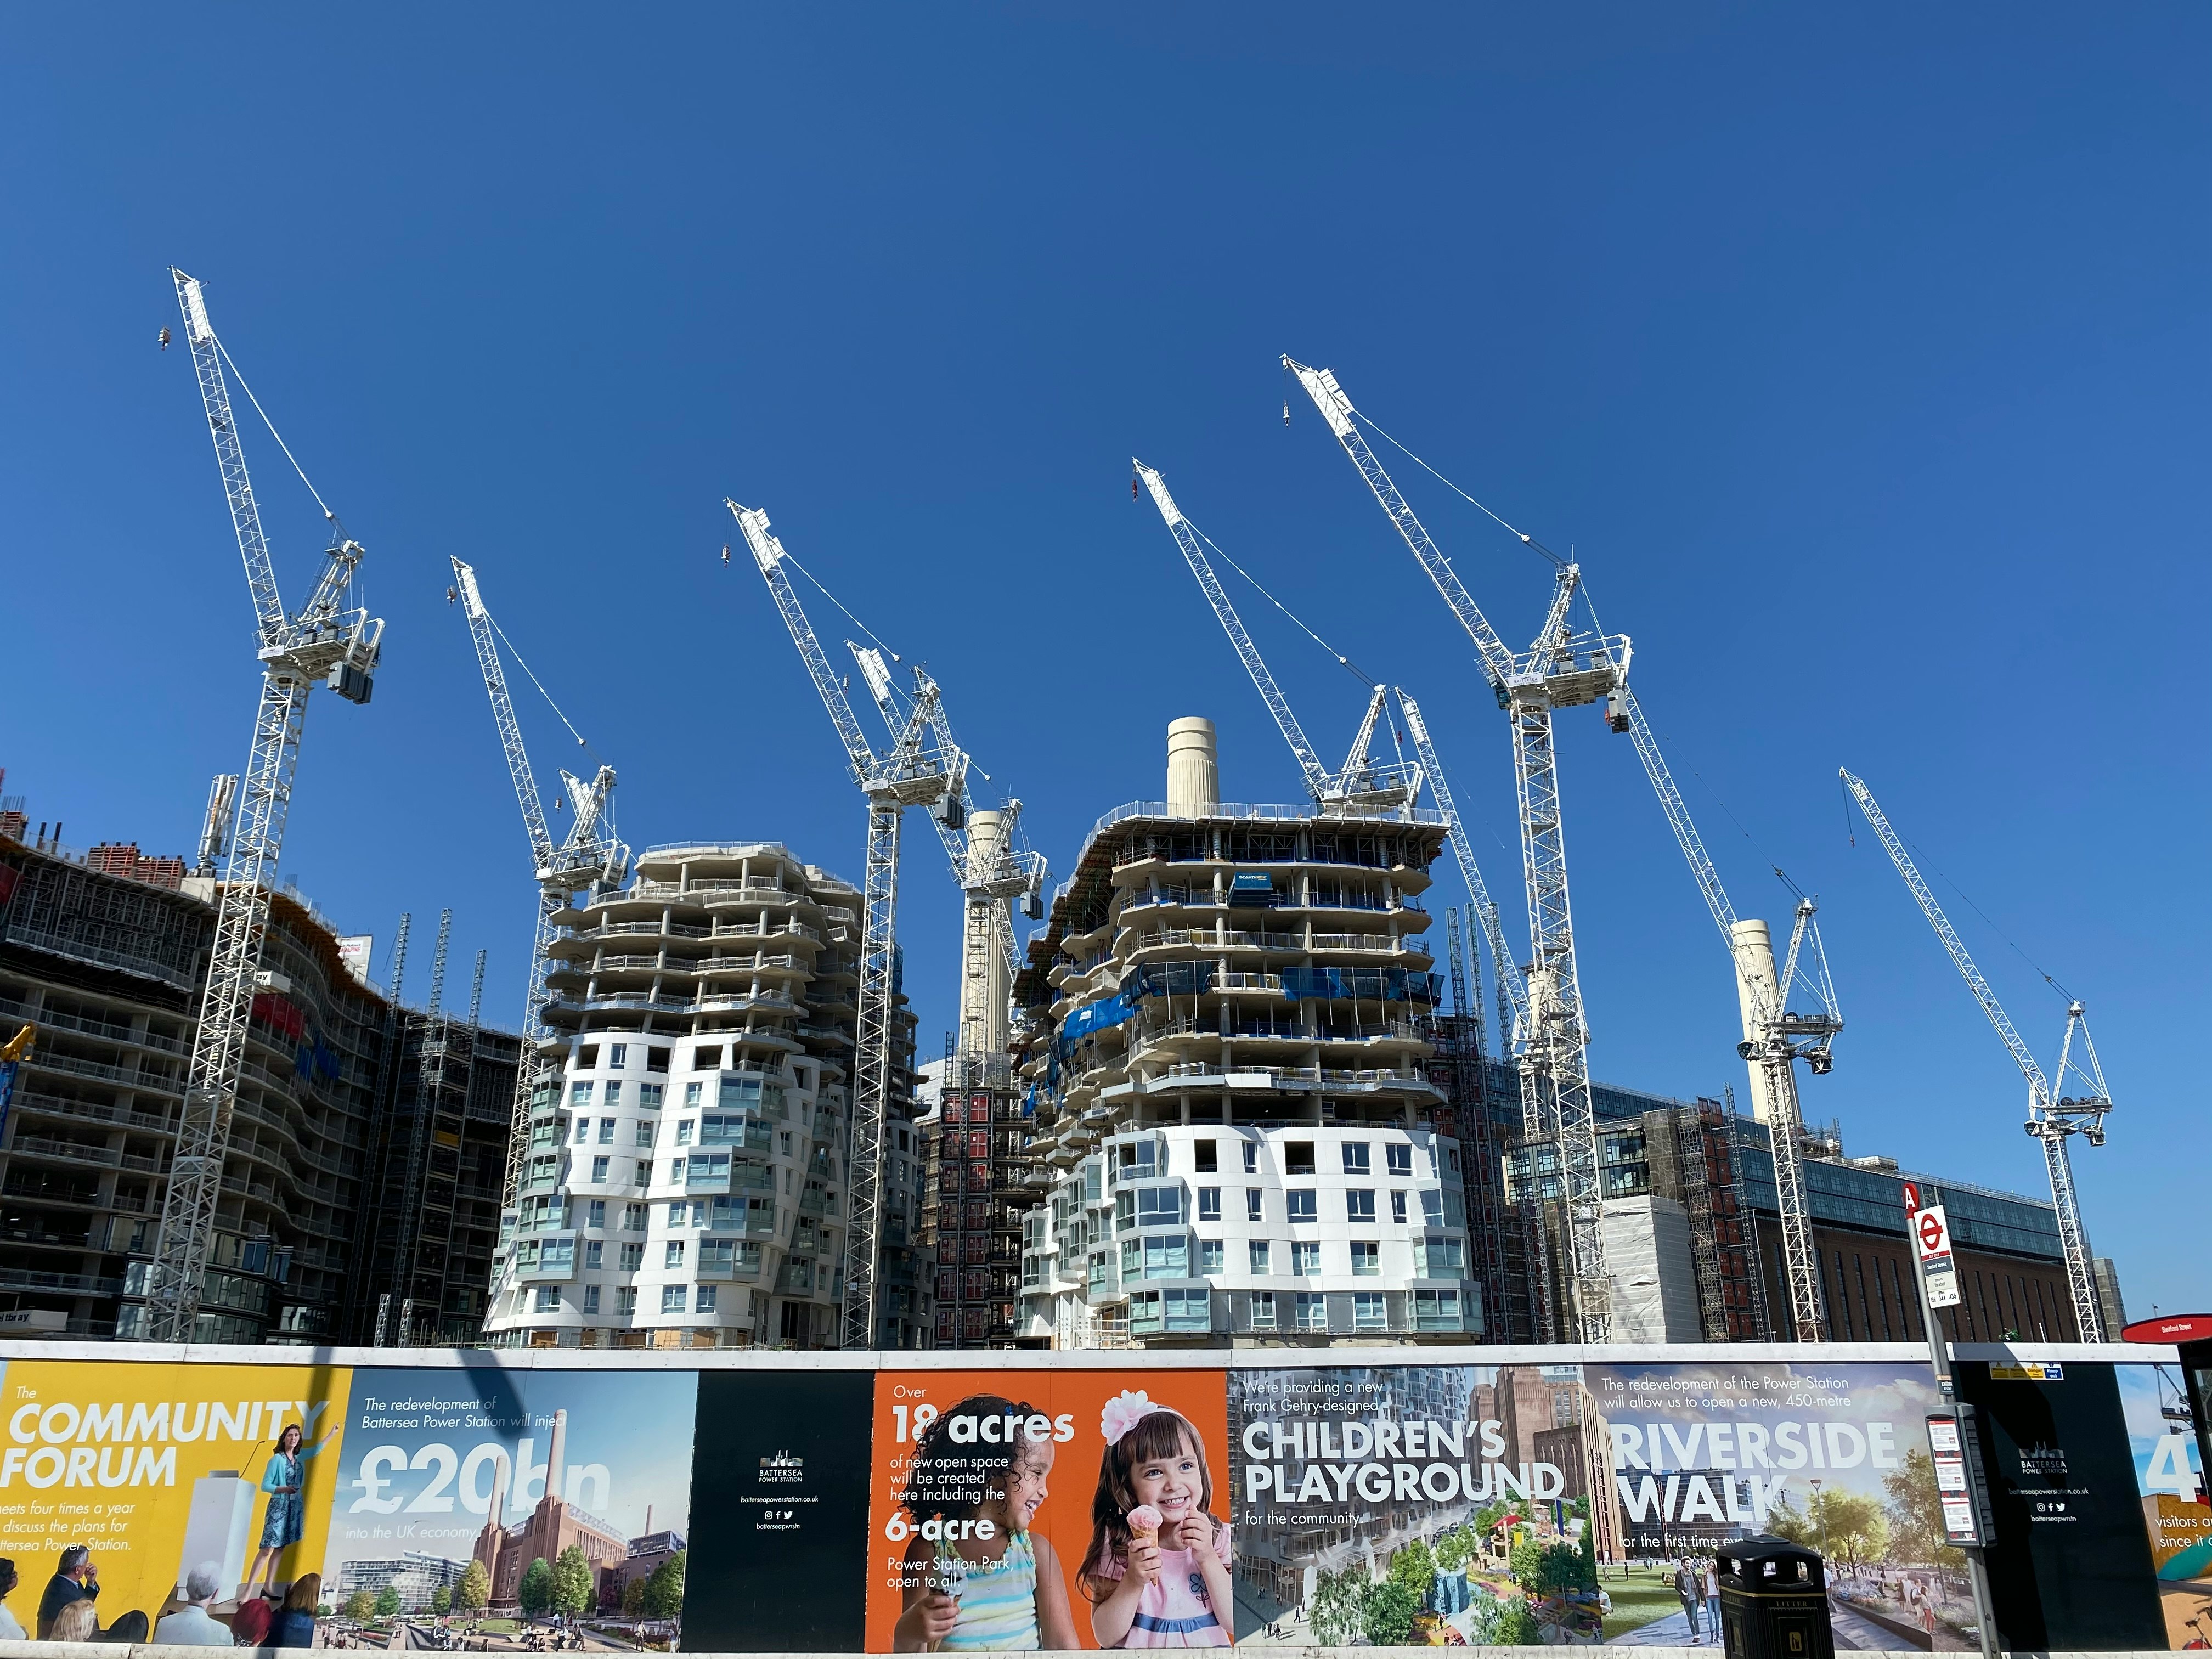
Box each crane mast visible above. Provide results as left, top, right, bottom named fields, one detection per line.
left=451, top=560, right=628, bottom=1313
left=1288, top=357, right=1626, bottom=1341
left=147, top=270, right=383, bottom=1342
left=731, top=500, right=952, bottom=1349
left=1839, top=770, right=2111, bottom=1339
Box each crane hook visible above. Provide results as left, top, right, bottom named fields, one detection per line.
left=721, top=544, right=730, bottom=566
left=446, top=586, right=458, bottom=605
left=1131, top=475, right=1140, bottom=503
left=159, top=326, right=172, bottom=352
left=1283, top=399, right=1290, bottom=427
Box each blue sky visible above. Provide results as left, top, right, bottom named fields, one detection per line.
left=2, top=8, right=2204, bottom=1314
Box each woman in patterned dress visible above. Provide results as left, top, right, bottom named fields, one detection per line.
left=244, top=1422, right=337, bottom=1598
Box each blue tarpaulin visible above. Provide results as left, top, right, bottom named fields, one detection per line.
left=1279, top=966, right=1437, bottom=1003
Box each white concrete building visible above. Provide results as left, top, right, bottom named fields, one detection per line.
left=1013, top=721, right=1482, bottom=1346
left=483, top=841, right=930, bottom=1348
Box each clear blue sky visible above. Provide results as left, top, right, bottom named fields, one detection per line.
left=3, top=7, right=2204, bottom=1316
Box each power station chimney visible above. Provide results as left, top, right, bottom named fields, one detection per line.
left=1730, top=919, right=1782, bottom=1124
left=545, top=1408, right=569, bottom=1503
left=484, top=1449, right=510, bottom=1531
left=1166, top=718, right=1218, bottom=816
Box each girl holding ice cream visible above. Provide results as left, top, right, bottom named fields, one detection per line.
left=1079, top=1393, right=1233, bottom=1648
left=893, top=1393, right=1077, bottom=1652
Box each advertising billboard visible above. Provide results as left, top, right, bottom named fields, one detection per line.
left=2117, top=1361, right=2211, bottom=1648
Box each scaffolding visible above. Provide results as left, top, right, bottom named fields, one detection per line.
left=1646, top=1094, right=1770, bottom=1342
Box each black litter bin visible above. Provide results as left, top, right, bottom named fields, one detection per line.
left=1718, top=1536, right=1833, bottom=1659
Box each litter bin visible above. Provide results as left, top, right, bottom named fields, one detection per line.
left=1718, top=1536, right=1833, bottom=1659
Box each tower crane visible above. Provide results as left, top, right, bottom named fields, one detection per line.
left=147, top=270, right=384, bottom=1341
left=1287, top=356, right=1628, bottom=1341
left=450, top=558, right=627, bottom=1314
left=1840, top=769, right=2113, bottom=1340
left=730, top=499, right=955, bottom=1349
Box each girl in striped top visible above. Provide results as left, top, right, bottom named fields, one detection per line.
left=894, top=1393, right=1078, bottom=1652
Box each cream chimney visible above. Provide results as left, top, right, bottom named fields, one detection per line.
left=1166, top=718, right=1218, bottom=816
left=545, top=1409, right=569, bottom=1504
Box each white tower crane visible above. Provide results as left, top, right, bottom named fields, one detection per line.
left=450, top=558, right=628, bottom=1306
left=1840, top=769, right=2113, bottom=1340
left=146, top=270, right=384, bottom=1341
left=729, top=500, right=953, bottom=1350
left=1286, top=356, right=1628, bottom=1341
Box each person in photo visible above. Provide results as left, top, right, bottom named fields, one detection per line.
left=37, top=1545, right=97, bottom=1639
left=1079, top=1392, right=1233, bottom=1648
left=893, top=1393, right=1077, bottom=1651
left=245, top=1420, right=339, bottom=1598
left=154, top=1564, right=234, bottom=1647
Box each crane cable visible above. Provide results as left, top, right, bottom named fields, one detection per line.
left=1350, top=409, right=1562, bottom=569
left=211, top=334, right=340, bottom=528
left=1186, top=520, right=1379, bottom=689
left=485, top=611, right=603, bottom=765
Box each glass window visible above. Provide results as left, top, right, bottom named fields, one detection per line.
left=586, top=1200, right=606, bottom=1229
left=1143, top=1234, right=1188, bottom=1278
left=622, top=1203, right=647, bottom=1231
left=608, top=1044, right=627, bottom=1068
left=1136, top=1187, right=1182, bottom=1226
left=676, top=1120, right=695, bottom=1147
left=1248, top=1240, right=1271, bottom=1274
left=598, top=1118, right=616, bottom=1144
left=1242, top=1142, right=1259, bottom=1173
left=1090, top=1252, right=1109, bottom=1292
left=1288, top=1189, right=1317, bottom=1223
left=668, top=1201, right=688, bottom=1225
left=639, top=1083, right=664, bottom=1109
left=616, top=1286, right=637, bottom=1315
left=1250, top=1290, right=1277, bottom=1329
left=1200, top=1238, right=1224, bottom=1274
left=665, top=1240, right=686, bottom=1268
left=1418, top=1238, right=1464, bottom=1276
left=584, top=1240, right=603, bottom=1269
left=1391, top=1190, right=1408, bottom=1224
left=1293, top=1291, right=1327, bottom=1330
left=1421, top=1188, right=1445, bottom=1225
left=590, top=1156, right=609, bottom=1183
left=582, top=1284, right=600, bottom=1314
left=1415, top=1288, right=1462, bottom=1330
left=573, top=1118, right=590, bottom=1143
left=602, top=1081, right=624, bottom=1109
left=568, top=1082, right=590, bottom=1106
left=1197, top=1187, right=1221, bottom=1221
left=1351, top=1240, right=1380, bottom=1275
left=684, top=1082, right=703, bottom=1107
left=1292, top=1240, right=1321, bottom=1276
left=1342, top=1142, right=1370, bottom=1173
left=696, top=1285, right=718, bottom=1313
left=661, top=1285, right=687, bottom=1313
left=1246, top=1189, right=1264, bottom=1221
left=1387, top=1143, right=1413, bottom=1177
left=1121, top=1240, right=1140, bottom=1277
left=1346, top=1189, right=1376, bottom=1223
left=533, top=1285, right=561, bottom=1312
left=1164, top=1288, right=1209, bottom=1331
left=1353, top=1291, right=1387, bottom=1330
left=638, top=1121, right=656, bottom=1146
left=1129, top=1290, right=1163, bottom=1334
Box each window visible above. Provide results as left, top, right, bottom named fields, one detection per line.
left=1414, top=1288, right=1462, bottom=1331
left=533, top=1285, right=561, bottom=1312
left=684, top=1082, right=703, bottom=1107
left=1418, top=1238, right=1464, bottom=1277
left=598, top=1118, right=617, bottom=1144
left=661, top=1285, right=687, bottom=1313
left=639, top=1082, right=663, bottom=1109
left=584, top=1240, right=603, bottom=1269
left=1194, top=1139, right=1218, bottom=1173
left=1342, top=1142, right=1370, bottom=1174
left=590, top=1156, right=609, bottom=1183
left=1250, top=1290, right=1277, bottom=1329
left=1242, top=1142, right=1259, bottom=1173
left=669, top=1201, right=689, bottom=1225
left=676, top=1120, right=695, bottom=1147
left=1421, top=1188, right=1445, bottom=1225
left=619, top=1243, right=645, bottom=1271
left=569, top=1082, right=591, bottom=1106
left=1089, top=1252, right=1109, bottom=1293
left=1200, top=1238, right=1224, bottom=1274
left=1248, top=1240, right=1271, bottom=1274
left=1284, top=1141, right=1316, bottom=1176
left=647, top=1047, right=670, bottom=1073
left=1197, top=1186, right=1221, bottom=1221
left=582, top=1284, right=601, bottom=1314
left=669, top=1158, right=686, bottom=1184
left=1346, top=1189, right=1376, bottom=1224
left=1143, top=1234, right=1188, bottom=1278
left=1293, top=1291, right=1326, bottom=1331
left=1135, top=1187, right=1182, bottom=1227
left=1288, top=1190, right=1317, bottom=1223
left=1164, top=1288, right=1208, bottom=1331
left=665, top=1240, right=687, bottom=1269
left=586, top=1200, right=606, bottom=1229
left=693, top=1046, right=723, bottom=1069
left=621, top=1203, right=647, bottom=1231
left=1353, top=1291, right=1387, bottom=1330
left=1391, top=1190, right=1408, bottom=1225
left=1350, top=1240, right=1380, bottom=1276
left=576, top=1045, right=600, bottom=1069
left=573, top=1118, right=591, bottom=1143
left=1245, top=1189, right=1264, bottom=1222
left=608, top=1043, right=627, bottom=1068
left=1291, top=1240, right=1321, bottom=1276
left=603, top=1081, right=624, bottom=1109
left=636, top=1160, right=652, bottom=1186
left=616, top=1286, right=637, bottom=1316
left=696, top=1285, right=718, bottom=1313
left=1386, top=1143, right=1413, bottom=1177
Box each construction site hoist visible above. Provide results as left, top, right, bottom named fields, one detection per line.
left=1134, top=458, right=1527, bottom=1335
left=146, top=270, right=384, bottom=1342
left=730, top=499, right=957, bottom=1350
left=450, top=558, right=628, bottom=1315
left=1841, top=769, right=2113, bottom=1341
left=1286, top=355, right=1627, bottom=1343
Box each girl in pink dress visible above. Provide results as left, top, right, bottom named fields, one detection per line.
left=1079, top=1393, right=1233, bottom=1648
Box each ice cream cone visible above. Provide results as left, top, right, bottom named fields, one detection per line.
left=1126, top=1504, right=1163, bottom=1546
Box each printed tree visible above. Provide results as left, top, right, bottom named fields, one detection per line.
left=622, top=1578, right=647, bottom=1617
left=1434, top=1526, right=1476, bottom=1572
left=640, top=1550, right=687, bottom=1621
left=1307, top=1567, right=1367, bottom=1647
left=1882, top=1449, right=1965, bottom=1583
left=431, top=1587, right=452, bottom=1616
left=1388, top=1536, right=1437, bottom=1601
left=518, top=1557, right=554, bottom=1618
left=344, top=1592, right=376, bottom=1623
left=1820, top=1491, right=1889, bottom=1569
left=1361, top=1578, right=1421, bottom=1646
left=375, top=1584, right=403, bottom=1619
left=455, top=1560, right=491, bottom=1613
left=552, top=1545, right=595, bottom=1617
